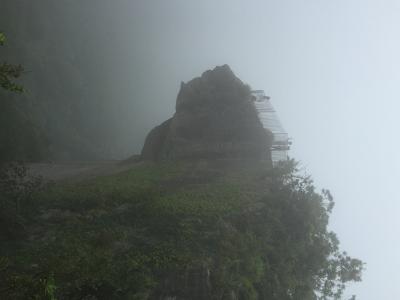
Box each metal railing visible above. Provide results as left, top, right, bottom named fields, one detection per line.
left=251, top=90, right=290, bottom=165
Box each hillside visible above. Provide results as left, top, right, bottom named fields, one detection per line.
left=0, top=159, right=362, bottom=299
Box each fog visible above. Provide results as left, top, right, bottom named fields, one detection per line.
left=2, top=0, right=399, bottom=298
left=113, top=3, right=400, bottom=297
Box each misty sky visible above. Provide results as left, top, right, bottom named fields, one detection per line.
left=54, top=1, right=399, bottom=298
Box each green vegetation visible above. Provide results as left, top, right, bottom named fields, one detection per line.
left=0, top=32, right=46, bottom=162
left=0, top=31, right=24, bottom=93
left=0, top=160, right=363, bottom=299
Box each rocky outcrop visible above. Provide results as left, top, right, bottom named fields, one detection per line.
left=141, top=65, right=272, bottom=161
left=141, top=119, right=172, bottom=161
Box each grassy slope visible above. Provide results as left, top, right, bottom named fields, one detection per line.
left=4, top=160, right=271, bottom=299
left=1, top=159, right=356, bottom=300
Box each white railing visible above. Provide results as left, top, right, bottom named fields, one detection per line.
left=251, top=90, right=290, bottom=165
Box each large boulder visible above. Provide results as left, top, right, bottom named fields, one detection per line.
left=141, top=65, right=272, bottom=161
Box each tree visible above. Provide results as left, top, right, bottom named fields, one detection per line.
left=0, top=32, right=43, bottom=236
left=0, top=32, right=24, bottom=93
left=263, top=160, right=364, bottom=299
left=0, top=32, right=45, bottom=162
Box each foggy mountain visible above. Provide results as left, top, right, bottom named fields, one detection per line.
left=4, top=1, right=400, bottom=299
left=0, top=61, right=362, bottom=299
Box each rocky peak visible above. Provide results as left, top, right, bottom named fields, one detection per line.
left=141, top=65, right=272, bottom=161
left=176, top=65, right=247, bottom=112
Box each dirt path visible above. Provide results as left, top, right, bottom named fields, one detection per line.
left=27, top=159, right=141, bottom=182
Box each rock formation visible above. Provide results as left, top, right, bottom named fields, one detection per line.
left=141, top=65, right=272, bottom=161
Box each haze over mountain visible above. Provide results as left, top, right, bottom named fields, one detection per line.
left=1, top=1, right=399, bottom=299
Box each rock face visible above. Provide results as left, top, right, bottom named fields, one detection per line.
left=141, top=65, right=272, bottom=161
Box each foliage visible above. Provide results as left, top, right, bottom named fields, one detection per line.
left=0, top=32, right=24, bottom=93
left=0, top=162, right=42, bottom=214
left=0, top=62, right=24, bottom=93
left=0, top=161, right=46, bottom=299
left=0, top=160, right=363, bottom=299
left=0, top=32, right=46, bottom=162
left=261, top=160, right=363, bottom=299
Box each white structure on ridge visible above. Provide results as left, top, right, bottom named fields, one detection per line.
left=251, top=90, right=290, bottom=164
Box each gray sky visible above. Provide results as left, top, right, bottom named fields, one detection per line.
left=104, top=1, right=398, bottom=298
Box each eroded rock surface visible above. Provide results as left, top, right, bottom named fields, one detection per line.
left=141, top=65, right=272, bottom=161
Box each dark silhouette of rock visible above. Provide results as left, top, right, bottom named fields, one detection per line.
left=141, top=65, right=272, bottom=161
left=140, top=118, right=172, bottom=161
